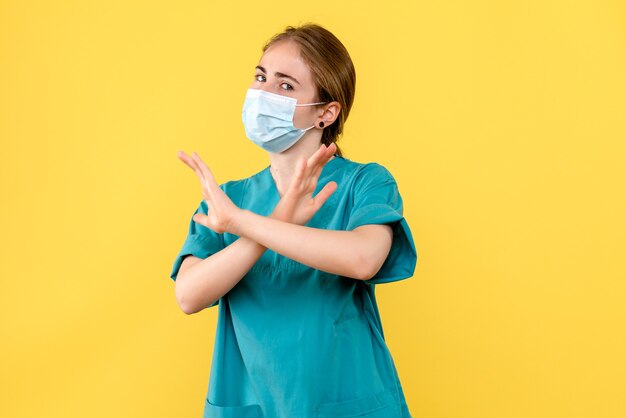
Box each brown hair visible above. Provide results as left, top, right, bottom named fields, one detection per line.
left=262, top=23, right=356, bottom=157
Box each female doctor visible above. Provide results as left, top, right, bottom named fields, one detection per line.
left=170, top=23, right=417, bottom=418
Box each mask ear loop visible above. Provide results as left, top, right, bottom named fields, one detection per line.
left=295, top=101, right=327, bottom=107
left=295, top=101, right=328, bottom=130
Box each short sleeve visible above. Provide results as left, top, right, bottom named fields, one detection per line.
left=346, top=163, right=418, bottom=285
left=169, top=199, right=226, bottom=307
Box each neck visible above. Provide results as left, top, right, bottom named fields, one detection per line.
left=267, top=131, right=334, bottom=196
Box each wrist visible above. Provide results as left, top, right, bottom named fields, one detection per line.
left=270, top=200, right=292, bottom=223
left=228, top=208, right=250, bottom=237
left=269, top=209, right=287, bottom=222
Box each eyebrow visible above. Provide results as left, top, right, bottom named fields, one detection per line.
left=255, top=65, right=301, bottom=86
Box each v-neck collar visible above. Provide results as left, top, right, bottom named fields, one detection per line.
left=265, top=153, right=344, bottom=200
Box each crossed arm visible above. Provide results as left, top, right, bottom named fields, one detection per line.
left=174, top=144, right=393, bottom=314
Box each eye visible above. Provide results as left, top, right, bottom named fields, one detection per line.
left=253, top=73, right=293, bottom=91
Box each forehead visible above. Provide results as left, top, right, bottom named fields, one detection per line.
left=258, top=40, right=313, bottom=85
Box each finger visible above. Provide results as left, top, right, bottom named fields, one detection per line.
left=312, top=181, right=338, bottom=210
left=288, top=154, right=308, bottom=192
left=178, top=150, right=201, bottom=175
left=191, top=152, right=219, bottom=193
left=178, top=150, right=208, bottom=184
left=187, top=158, right=214, bottom=202
left=192, top=212, right=209, bottom=227
left=313, top=143, right=336, bottom=175
left=300, top=144, right=325, bottom=183
left=307, top=143, right=327, bottom=169
left=310, top=145, right=335, bottom=181
left=319, top=143, right=336, bottom=169
left=303, top=146, right=326, bottom=181
left=186, top=152, right=216, bottom=201
left=191, top=152, right=215, bottom=183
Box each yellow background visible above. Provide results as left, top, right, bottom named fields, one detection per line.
left=1, top=1, right=625, bottom=417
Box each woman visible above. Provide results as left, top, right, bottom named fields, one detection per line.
left=170, top=23, right=418, bottom=418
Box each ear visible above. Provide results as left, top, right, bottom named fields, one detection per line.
left=319, top=101, right=342, bottom=128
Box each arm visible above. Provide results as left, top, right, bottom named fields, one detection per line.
left=175, top=235, right=268, bottom=315
left=188, top=144, right=394, bottom=282
left=177, top=208, right=393, bottom=314
left=175, top=145, right=394, bottom=313
left=230, top=211, right=393, bottom=280
left=174, top=145, right=339, bottom=314
left=226, top=146, right=394, bottom=279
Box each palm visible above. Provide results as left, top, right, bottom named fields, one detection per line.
left=177, top=150, right=239, bottom=234
left=272, top=143, right=338, bottom=225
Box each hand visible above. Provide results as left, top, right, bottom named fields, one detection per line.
left=271, top=143, right=338, bottom=225
left=177, top=150, right=241, bottom=234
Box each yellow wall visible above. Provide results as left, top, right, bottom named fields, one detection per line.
left=1, top=1, right=625, bottom=417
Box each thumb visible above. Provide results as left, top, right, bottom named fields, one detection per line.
left=313, top=181, right=338, bottom=211
left=192, top=213, right=209, bottom=226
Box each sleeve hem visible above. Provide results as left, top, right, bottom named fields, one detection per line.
left=364, top=217, right=418, bottom=285
left=346, top=203, right=404, bottom=231
left=169, top=234, right=224, bottom=282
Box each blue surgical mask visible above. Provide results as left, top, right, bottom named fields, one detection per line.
left=241, top=88, right=327, bottom=153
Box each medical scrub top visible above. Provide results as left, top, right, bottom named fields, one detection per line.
left=170, top=154, right=418, bottom=418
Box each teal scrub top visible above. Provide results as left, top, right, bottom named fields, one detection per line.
left=170, top=154, right=418, bottom=418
